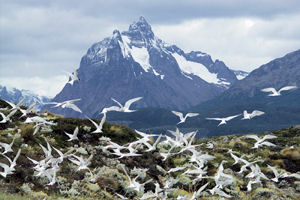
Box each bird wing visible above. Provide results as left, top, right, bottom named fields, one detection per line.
left=250, top=110, right=265, bottom=117
left=73, top=126, right=79, bottom=137
left=0, top=112, right=6, bottom=120
left=13, top=148, right=21, bottom=163
left=101, top=106, right=121, bottom=113
left=27, top=157, right=39, bottom=165
left=206, top=117, right=222, bottom=121
left=171, top=111, right=183, bottom=120
left=67, top=98, right=81, bottom=104
left=278, top=86, right=297, bottom=93
left=225, top=114, right=241, bottom=121
left=88, top=117, right=100, bottom=129
left=43, top=101, right=59, bottom=105
left=124, top=97, right=143, bottom=109
left=99, top=112, right=106, bottom=129
left=261, top=87, right=277, bottom=94
left=245, top=135, right=260, bottom=141
left=111, top=98, right=123, bottom=108
left=64, top=131, right=72, bottom=139
left=17, top=97, right=25, bottom=106
left=4, top=100, right=17, bottom=109
left=186, top=113, right=199, bottom=118
left=7, top=109, right=17, bottom=118
left=261, top=141, right=276, bottom=147
left=66, top=103, right=82, bottom=113
left=262, top=135, right=277, bottom=140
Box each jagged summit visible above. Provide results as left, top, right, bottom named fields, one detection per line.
left=127, top=16, right=154, bottom=39
left=49, top=17, right=245, bottom=118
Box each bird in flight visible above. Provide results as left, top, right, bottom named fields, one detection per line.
left=104, top=97, right=143, bottom=113
left=64, top=126, right=79, bottom=141
left=171, top=111, right=199, bottom=124
left=87, top=112, right=106, bottom=133
left=45, top=99, right=82, bottom=113
left=261, top=86, right=297, bottom=96
left=244, top=134, right=277, bottom=149
left=206, top=114, right=241, bottom=126
left=241, top=110, right=265, bottom=120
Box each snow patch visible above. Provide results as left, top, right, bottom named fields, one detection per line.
left=237, top=75, right=246, bottom=80
left=131, top=46, right=151, bottom=72
left=152, top=68, right=165, bottom=80
left=172, top=53, right=220, bottom=84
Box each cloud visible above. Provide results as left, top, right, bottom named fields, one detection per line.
left=154, top=14, right=300, bottom=70
left=0, top=0, right=300, bottom=96
left=0, top=75, right=67, bottom=97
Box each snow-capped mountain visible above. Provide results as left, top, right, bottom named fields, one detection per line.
left=0, top=85, right=51, bottom=111
left=49, top=17, right=242, bottom=117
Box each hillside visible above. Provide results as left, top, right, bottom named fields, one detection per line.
left=1, top=99, right=300, bottom=200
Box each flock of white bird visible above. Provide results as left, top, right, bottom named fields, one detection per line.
left=0, top=71, right=299, bottom=199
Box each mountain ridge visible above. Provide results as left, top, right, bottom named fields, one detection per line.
left=48, top=16, right=245, bottom=117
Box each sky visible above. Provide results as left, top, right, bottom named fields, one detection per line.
left=0, top=0, right=300, bottom=97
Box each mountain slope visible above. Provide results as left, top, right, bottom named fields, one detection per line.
left=48, top=17, right=240, bottom=117
left=0, top=85, right=51, bottom=111
left=102, top=50, right=300, bottom=136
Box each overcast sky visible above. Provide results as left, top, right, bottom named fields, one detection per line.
left=1, top=0, right=300, bottom=97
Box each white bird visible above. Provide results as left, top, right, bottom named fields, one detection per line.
left=267, top=165, right=283, bottom=182
left=228, top=149, right=244, bottom=165
left=247, top=177, right=261, bottom=192
left=24, top=116, right=55, bottom=126
left=0, top=161, right=15, bottom=178
left=241, top=110, right=265, bottom=120
left=66, top=69, right=80, bottom=85
left=0, top=138, right=15, bottom=155
left=39, top=140, right=53, bottom=160
left=190, top=182, right=209, bottom=199
left=45, top=99, right=82, bottom=113
left=245, top=134, right=277, bottom=149
left=69, top=154, right=93, bottom=171
left=4, top=98, right=25, bottom=111
left=282, top=172, right=300, bottom=179
left=246, top=164, right=268, bottom=180
left=171, top=111, right=199, bottom=124
left=206, top=114, right=241, bottom=126
left=2, top=148, right=21, bottom=171
left=88, top=113, right=106, bottom=133
left=64, top=126, right=79, bottom=141
left=110, top=97, right=143, bottom=112
left=0, top=110, right=17, bottom=123
left=122, top=166, right=152, bottom=193
left=261, top=86, right=297, bottom=96
left=167, top=166, right=187, bottom=173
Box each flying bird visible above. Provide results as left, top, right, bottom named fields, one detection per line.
left=261, top=86, right=297, bottom=96
left=245, top=134, right=277, bottom=149
left=64, top=126, right=79, bottom=141
left=241, top=110, right=265, bottom=120
left=110, top=97, right=143, bottom=112
left=87, top=113, right=106, bottom=133
left=0, top=138, right=15, bottom=155
left=206, top=114, right=241, bottom=126
left=0, top=110, right=17, bottom=123
left=171, top=111, right=199, bottom=124
left=45, top=99, right=82, bottom=113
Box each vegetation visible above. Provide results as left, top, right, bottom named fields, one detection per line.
left=0, top=99, right=299, bottom=199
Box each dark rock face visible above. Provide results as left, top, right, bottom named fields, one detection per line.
left=48, top=17, right=240, bottom=117
left=220, top=49, right=300, bottom=100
